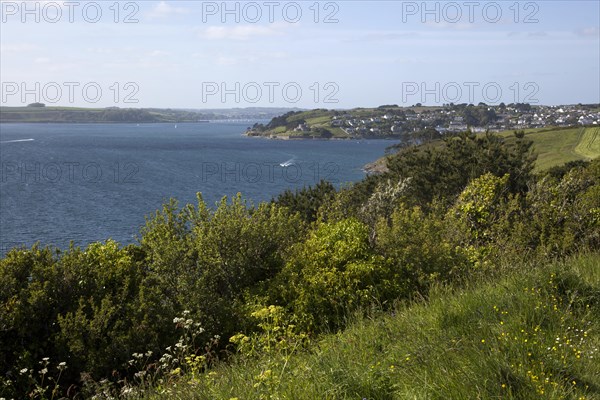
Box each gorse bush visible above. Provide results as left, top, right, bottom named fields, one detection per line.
left=1, top=133, right=599, bottom=398
left=272, top=218, right=395, bottom=332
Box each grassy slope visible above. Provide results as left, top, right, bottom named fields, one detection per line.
left=499, top=127, right=600, bottom=171
left=575, top=127, right=600, bottom=159
left=368, top=127, right=600, bottom=174
left=152, top=253, right=600, bottom=399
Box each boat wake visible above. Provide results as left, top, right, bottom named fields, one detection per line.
left=280, top=157, right=297, bottom=167
left=0, top=138, right=35, bottom=144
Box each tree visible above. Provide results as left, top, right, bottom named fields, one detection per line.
left=384, top=131, right=536, bottom=207
left=274, top=180, right=336, bottom=223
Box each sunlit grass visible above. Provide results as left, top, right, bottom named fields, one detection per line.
left=575, top=127, right=600, bottom=160
left=500, top=126, right=599, bottom=170
left=140, top=253, right=600, bottom=399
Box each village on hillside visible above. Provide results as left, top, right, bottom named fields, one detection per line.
left=247, top=103, right=600, bottom=139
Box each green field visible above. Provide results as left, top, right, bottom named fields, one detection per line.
left=305, top=115, right=332, bottom=125
left=498, top=126, right=599, bottom=171
left=575, top=127, right=600, bottom=159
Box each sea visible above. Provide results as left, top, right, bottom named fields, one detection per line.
left=0, top=122, right=391, bottom=255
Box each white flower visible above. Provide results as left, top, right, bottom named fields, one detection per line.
left=20, top=368, right=28, bottom=374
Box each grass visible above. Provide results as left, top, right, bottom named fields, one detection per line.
left=575, top=127, right=600, bottom=159
left=499, top=126, right=600, bottom=171
left=143, top=253, right=600, bottom=399
left=305, top=116, right=331, bottom=125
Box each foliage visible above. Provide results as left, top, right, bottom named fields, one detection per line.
left=385, top=131, right=536, bottom=206
left=2, top=135, right=600, bottom=398
left=520, top=160, right=600, bottom=257
left=271, top=219, right=397, bottom=332
left=0, top=194, right=303, bottom=398
left=273, top=180, right=336, bottom=223
left=147, top=254, right=600, bottom=400
left=375, top=203, right=471, bottom=292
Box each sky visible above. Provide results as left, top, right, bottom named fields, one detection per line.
left=1, top=0, right=599, bottom=109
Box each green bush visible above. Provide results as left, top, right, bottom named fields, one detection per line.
left=375, top=203, right=471, bottom=292
left=272, top=219, right=398, bottom=332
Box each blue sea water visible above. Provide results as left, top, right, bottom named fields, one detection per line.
left=0, top=122, right=391, bottom=254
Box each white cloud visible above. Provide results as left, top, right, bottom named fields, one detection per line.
left=528, top=31, right=549, bottom=37
left=148, top=50, right=169, bottom=57
left=198, top=25, right=284, bottom=41
left=348, top=32, right=420, bottom=42
left=213, top=50, right=287, bottom=66
left=86, top=47, right=114, bottom=55
left=147, top=1, right=187, bottom=19
left=576, top=27, right=599, bottom=37
left=423, top=21, right=474, bottom=31
left=0, top=43, right=37, bottom=54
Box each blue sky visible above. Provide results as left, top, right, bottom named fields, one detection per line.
left=1, top=0, right=598, bottom=108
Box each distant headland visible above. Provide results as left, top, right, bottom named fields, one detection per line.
left=0, top=105, right=303, bottom=123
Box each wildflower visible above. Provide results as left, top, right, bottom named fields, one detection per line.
left=134, top=371, right=147, bottom=378
left=19, top=368, right=28, bottom=374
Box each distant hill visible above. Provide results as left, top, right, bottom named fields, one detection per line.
left=0, top=106, right=303, bottom=123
